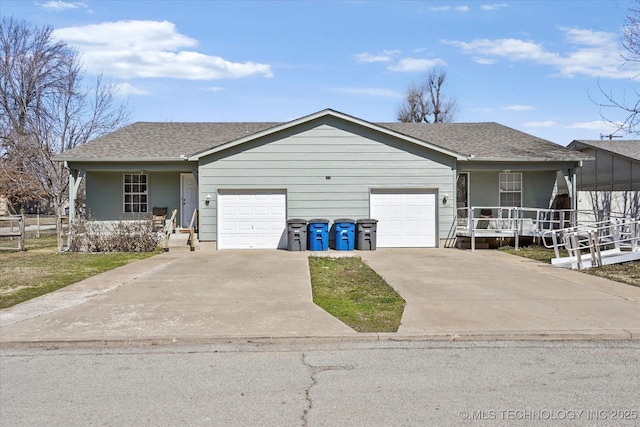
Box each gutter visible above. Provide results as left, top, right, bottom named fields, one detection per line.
left=462, top=156, right=594, bottom=162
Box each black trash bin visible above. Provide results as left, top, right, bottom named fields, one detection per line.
left=286, top=219, right=308, bottom=251
left=356, top=219, right=378, bottom=250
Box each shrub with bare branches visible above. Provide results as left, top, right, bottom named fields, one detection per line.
left=68, top=218, right=160, bottom=252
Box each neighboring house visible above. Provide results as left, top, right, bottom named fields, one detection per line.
left=568, top=139, right=640, bottom=223
left=55, top=109, right=589, bottom=249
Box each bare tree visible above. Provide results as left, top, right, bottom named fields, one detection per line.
left=396, top=68, right=458, bottom=123
left=595, top=1, right=640, bottom=134
left=0, top=16, right=129, bottom=215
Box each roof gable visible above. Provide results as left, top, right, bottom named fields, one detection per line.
left=188, top=109, right=466, bottom=161
left=55, top=108, right=588, bottom=164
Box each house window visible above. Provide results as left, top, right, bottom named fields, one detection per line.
left=123, top=174, right=148, bottom=213
left=499, top=172, right=522, bottom=207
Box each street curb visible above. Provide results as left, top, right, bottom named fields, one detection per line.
left=1, top=329, right=637, bottom=349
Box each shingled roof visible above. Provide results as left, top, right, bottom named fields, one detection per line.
left=55, top=110, right=588, bottom=162
left=378, top=122, right=587, bottom=161
left=569, top=140, right=640, bottom=162
left=55, top=122, right=281, bottom=161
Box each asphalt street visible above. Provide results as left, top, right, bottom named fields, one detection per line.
left=2, top=339, right=639, bottom=426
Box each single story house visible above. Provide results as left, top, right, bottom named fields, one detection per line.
left=55, top=109, right=589, bottom=249
left=568, top=139, right=640, bottom=222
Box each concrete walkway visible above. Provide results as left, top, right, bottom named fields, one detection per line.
left=1, top=244, right=639, bottom=344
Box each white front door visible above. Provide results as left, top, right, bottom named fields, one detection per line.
left=180, top=173, right=198, bottom=228
left=217, top=190, right=287, bottom=249
left=370, top=190, right=437, bottom=248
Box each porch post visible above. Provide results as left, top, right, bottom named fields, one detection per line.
left=571, top=168, right=578, bottom=226
left=67, top=167, right=85, bottom=222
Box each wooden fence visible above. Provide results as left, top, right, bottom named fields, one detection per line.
left=0, top=215, right=25, bottom=251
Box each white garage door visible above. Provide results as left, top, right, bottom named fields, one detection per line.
left=218, top=191, right=287, bottom=249
left=370, top=190, right=437, bottom=248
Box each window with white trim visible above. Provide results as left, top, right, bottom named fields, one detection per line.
left=123, top=174, right=148, bottom=213
left=499, top=172, right=522, bottom=207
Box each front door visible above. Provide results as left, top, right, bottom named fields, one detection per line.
left=180, top=173, right=198, bottom=228
left=457, top=173, right=469, bottom=225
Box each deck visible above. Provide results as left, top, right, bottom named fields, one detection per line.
left=453, top=207, right=639, bottom=270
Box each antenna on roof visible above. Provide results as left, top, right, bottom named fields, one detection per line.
left=600, top=133, right=622, bottom=140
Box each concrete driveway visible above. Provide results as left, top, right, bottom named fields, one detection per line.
left=1, top=246, right=639, bottom=344
left=359, top=249, right=640, bottom=340
left=0, top=249, right=356, bottom=342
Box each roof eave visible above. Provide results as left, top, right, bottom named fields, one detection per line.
left=58, top=157, right=194, bottom=163
left=464, top=156, right=592, bottom=162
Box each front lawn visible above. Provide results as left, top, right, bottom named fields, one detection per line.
left=308, top=256, right=405, bottom=332
left=0, top=231, right=159, bottom=309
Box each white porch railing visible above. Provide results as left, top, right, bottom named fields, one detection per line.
left=456, top=207, right=576, bottom=251
left=541, top=217, right=640, bottom=270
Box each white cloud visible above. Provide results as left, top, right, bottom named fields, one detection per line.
left=475, top=58, right=496, bottom=65
left=113, top=82, right=149, bottom=96
left=481, top=3, right=508, bottom=11
left=430, top=5, right=469, bottom=12
left=37, top=1, right=88, bottom=11
left=524, top=121, right=557, bottom=128
left=330, top=87, right=401, bottom=98
left=355, top=50, right=402, bottom=63
left=443, top=27, right=640, bottom=79
left=505, top=105, right=535, bottom=111
left=565, top=120, right=621, bottom=131
left=388, top=57, right=447, bottom=72
left=200, top=86, right=225, bottom=92
left=356, top=53, right=391, bottom=63
left=53, top=20, right=273, bottom=80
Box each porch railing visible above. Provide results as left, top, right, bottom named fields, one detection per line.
left=456, top=207, right=577, bottom=251
left=541, top=217, right=640, bottom=269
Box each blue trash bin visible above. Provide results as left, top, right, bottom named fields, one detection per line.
left=308, top=219, right=329, bottom=251
left=334, top=218, right=356, bottom=251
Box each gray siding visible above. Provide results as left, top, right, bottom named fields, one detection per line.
left=466, top=170, right=557, bottom=209
left=85, top=171, right=182, bottom=222
left=198, top=117, right=456, bottom=242
left=577, top=148, right=640, bottom=191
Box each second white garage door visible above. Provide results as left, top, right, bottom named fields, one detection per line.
left=218, top=191, right=287, bottom=249
left=370, top=190, right=437, bottom=248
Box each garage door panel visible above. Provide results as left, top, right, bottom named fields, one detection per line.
left=371, top=191, right=437, bottom=248
left=218, top=191, right=286, bottom=249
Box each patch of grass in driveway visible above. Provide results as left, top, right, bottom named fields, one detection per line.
left=0, top=231, right=159, bottom=309
left=308, top=256, right=405, bottom=332
left=500, top=245, right=639, bottom=287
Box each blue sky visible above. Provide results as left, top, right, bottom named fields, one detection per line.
left=3, top=0, right=639, bottom=145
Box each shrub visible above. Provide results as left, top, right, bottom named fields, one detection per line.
left=69, top=218, right=160, bottom=252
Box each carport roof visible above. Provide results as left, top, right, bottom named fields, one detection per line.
left=55, top=109, right=588, bottom=163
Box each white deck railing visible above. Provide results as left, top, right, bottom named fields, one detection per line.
left=456, top=207, right=576, bottom=251
left=541, top=218, right=640, bottom=269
